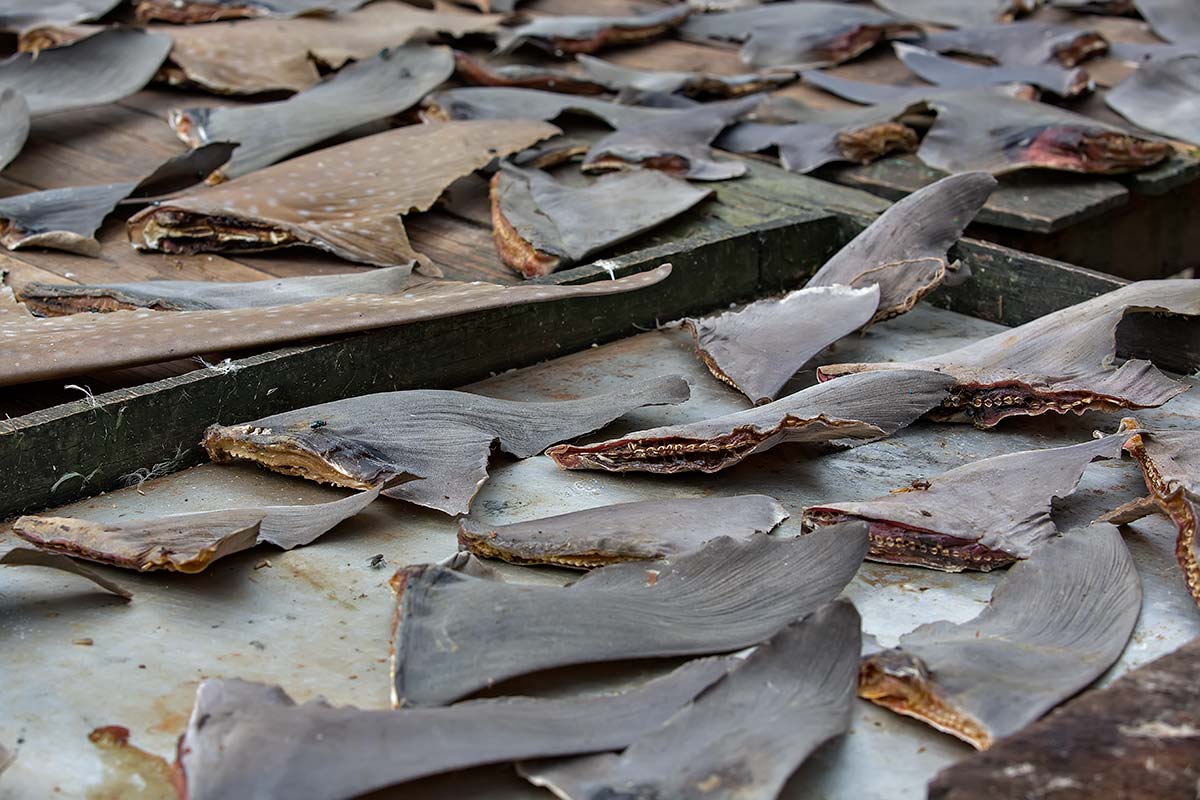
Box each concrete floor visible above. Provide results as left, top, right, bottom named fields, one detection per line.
left=3, top=303, right=1197, bottom=799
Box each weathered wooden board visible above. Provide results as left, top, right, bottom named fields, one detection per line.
left=0, top=159, right=842, bottom=517
left=819, top=156, right=1130, bottom=235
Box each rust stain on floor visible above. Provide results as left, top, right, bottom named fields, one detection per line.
left=85, top=726, right=177, bottom=800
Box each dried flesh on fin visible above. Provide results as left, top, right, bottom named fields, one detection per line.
left=858, top=525, right=1141, bottom=749
left=458, top=494, right=788, bottom=568
left=13, top=486, right=381, bottom=573
left=1110, top=418, right=1200, bottom=608
left=819, top=279, right=1200, bottom=427
left=804, top=431, right=1134, bottom=571
left=203, top=376, right=691, bottom=515
left=547, top=370, right=954, bottom=474
left=390, top=525, right=869, bottom=706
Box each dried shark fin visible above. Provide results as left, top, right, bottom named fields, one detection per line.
left=1134, top=0, right=1200, bottom=44
left=859, top=524, right=1141, bottom=749
left=490, top=165, right=712, bottom=278
left=15, top=24, right=98, bottom=54
left=494, top=5, right=691, bottom=56
left=424, top=86, right=669, bottom=129
left=0, top=0, right=121, bottom=33
left=873, top=0, right=1039, bottom=28
left=818, top=279, right=1200, bottom=428
left=685, top=285, right=881, bottom=404
left=916, top=89, right=1169, bottom=174
left=1, top=546, right=132, bottom=599
left=685, top=173, right=993, bottom=403
left=575, top=53, right=796, bottom=97
left=801, top=68, right=931, bottom=104
left=448, top=0, right=520, bottom=14
left=12, top=486, right=381, bottom=573
left=14, top=510, right=264, bottom=573
left=521, top=600, right=861, bottom=800
left=203, top=376, right=691, bottom=515
left=581, top=95, right=761, bottom=180
left=1110, top=418, right=1200, bottom=608
left=717, top=98, right=921, bottom=173
left=0, top=143, right=235, bottom=257
left=156, top=1, right=501, bottom=94
left=895, top=42, right=1092, bottom=97
left=0, top=263, right=673, bottom=387
left=452, top=51, right=609, bottom=95
left=16, top=264, right=413, bottom=315
left=0, top=183, right=130, bottom=257
left=135, top=0, right=369, bottom=24
left=1107, top=54, right=1200, bottom=147
left=0, top=89, right=30, bottom=172
left=928, top=636, right=1200, bottom=800
left=170, top=45, right=455, bottom=181
left=458, top=494, right=789, bottom=568
left=127, top=143, right=238, bottom=200
left=0, top=28, right=171, bottom=116
left=1050, top=0, right=1136, bottom=11
left=921, top=22, right=1109, bottom=66
left=176, top=660, right=733, bottom=800
left=680, top=2, right=919, bottom=68
left=391, top=525, right=869, bottom=706
left=805, top=171, right=993, bottom=317
left=547, top=369, right=954, bottom=474
left=130, top=119, right=559, bottom=267
left=804, top=431, right=1134, bottom=572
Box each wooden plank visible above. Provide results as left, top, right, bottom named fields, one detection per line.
left=819, top=155, right=1130, bottom=234
left=932, top=238, right=1125, bottom=326
left=975, top=178, right=1200, bottom=281
left=0, top=211, right=828, bottom=518
left=1117, top=154, right=1200, bottom=196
